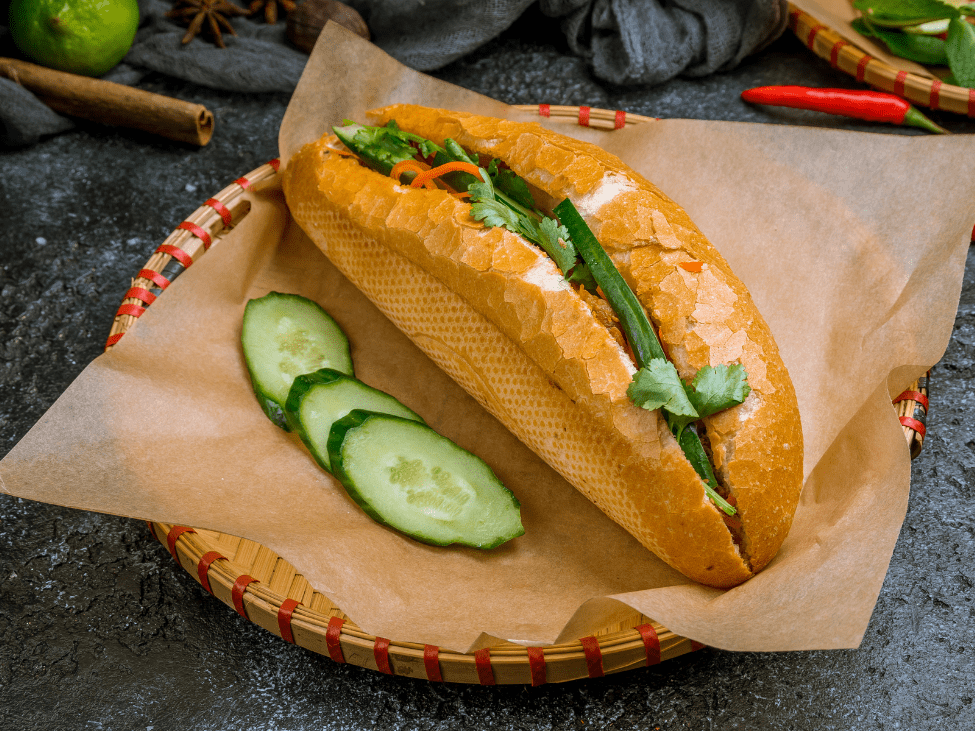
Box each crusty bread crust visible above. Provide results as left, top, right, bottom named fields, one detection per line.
left=282, top=106, right=802, bottom=587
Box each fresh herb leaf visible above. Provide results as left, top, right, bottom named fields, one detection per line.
left=537, top=216, right=578, bottom=272
left=566, top=262, right=599, bottom=293
left=947, top=16, right=975, bottom=86
left=488, top=159, right=537, bottom=210
left=854, top=0, right=960, bottom=26
left=686, top=364, right=751, bottom=419
left=857, top=16, right=950, bottom=64
left=627, top=359, right=699, bottom=421
left=445, top=138, right=477, bottom=165
left=470, top=198, right=523, bottom=231
left=417, top=139, right=439, bottom=158
left=467, top=170, right=497, bottom=206
left=468, top=169, right=586, bottom=277
left=333, top=121, right=448, bottom=175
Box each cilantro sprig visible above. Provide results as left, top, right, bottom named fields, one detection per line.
left=852, top=0, right=975, bottom=87
left=628, top=362, right=751, bottom=440
left=468, top=162, right=598, bottom=292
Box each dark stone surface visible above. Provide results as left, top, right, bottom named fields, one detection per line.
left=2, top=6, right=974, bottom=728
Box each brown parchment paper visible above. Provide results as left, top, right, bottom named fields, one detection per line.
left=2, top=23, right=974, bottom=653
left=791, top=0, right=935, bottom=79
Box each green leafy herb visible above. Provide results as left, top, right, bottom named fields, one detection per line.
left=445, top=138, right=477, bottom=165
left=469, top=168, right=583, bottom=275
left=333, top=122, right=447, bottom=175
left=852, top=0, right=975, bottom=87
left=947, top=16, right=975, bottom=85
left=627, top=359, right=699, bottom=422
left=853, top=0, right=961, bottom=27
left=854, top=17, right=950, bottom=63
left=687, top=364, right=751, bottom=419
left=627, top=362, right=750, bottom=441
left=488, top=159, right=536, bottom=210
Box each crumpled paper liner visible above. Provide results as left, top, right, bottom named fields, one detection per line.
left=2, top=24, right=973, bottom=653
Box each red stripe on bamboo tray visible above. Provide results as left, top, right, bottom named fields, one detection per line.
left=539, top=103, right=550, bottom=117
left=277, top=599, right=301, bottom=644
left=326, top=616, right=346, bottom=663
left=231, top=575, right=257, bottom=619
left=578, top=106, right=591, bottom=126
left=156, top=244, right=193, bottom=268
left=423, top=645, right=443, bottom=682
left=900, top=416, right=926, bottom=436
left=177, top=221, right=212, bottom=250
left=197, top=551, right=225, bottom=594
left=969, top=89, right=975, bottom=117
left=894, top=70, right=908, bottom=98
left=374, top=637, right=393, bottom=674
left=805, top=24, right=826, bottom=49
left=614, top=109, right=626, bottom=129
left=166, top=525, right=195, bottom=560
left=636, top=624, right=661, bottom=665
left=929, top=78, right=943, bottom=110
left=116, top=303, right=145, bottom=319
left=829, top=40, right=846, bottom=67
left=579, top=636, right=605, bottom=678
left=690, top=640, right=707, bottom=652
left=856, top=55, right=872, bottom=82
left=268, top=158, right=281, bottom=172
left=235, top=175, right=253, bottom=189
left=105, top=332, right=124, bottom=348
left=526, top=646, right=546, bottom=686
left=474, top=648, right=495, bottom=685
left=204, top=198, right=233, bottom=227
left=124, top=287, right=157, bottom=306
left=893, top=390, right=929, bottom=410
left=138, top=269, right=171, bottom=289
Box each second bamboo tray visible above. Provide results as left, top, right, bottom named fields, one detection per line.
left=788, top=3, right=974, bottom=117
left=107, top=107, right=930, bottom=684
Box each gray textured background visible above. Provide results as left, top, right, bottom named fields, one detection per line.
left=2, top=5, right=975, bottom=728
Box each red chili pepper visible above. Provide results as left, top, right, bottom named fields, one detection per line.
left=741, top=86, right=948, bottom=134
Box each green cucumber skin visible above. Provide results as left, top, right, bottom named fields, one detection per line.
left=256, top=391, right=290, bottom=430
left=284, top=368, right=346, bottom=437
left=327, top=410, right=524, bottom=549
left=241, top=292, right=353, bottom=431
left=284, top=369, right=423, bottom=472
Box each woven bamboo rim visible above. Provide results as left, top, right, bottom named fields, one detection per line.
left=788, top=3, right=974, bottom=117
left=106, top=107, right=930, bottom=683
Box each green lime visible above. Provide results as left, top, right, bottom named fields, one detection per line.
left=8, top=0, right=140, bottom=77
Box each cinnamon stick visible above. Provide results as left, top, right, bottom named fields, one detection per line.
left=0, top=58, right=214, bottom=146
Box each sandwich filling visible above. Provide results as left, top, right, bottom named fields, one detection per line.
left=331, top=119, right=751, bottom=527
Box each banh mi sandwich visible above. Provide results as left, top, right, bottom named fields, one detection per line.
left=283, top=105, right=803, bottom=588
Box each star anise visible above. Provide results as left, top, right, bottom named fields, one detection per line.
left=248, top=0, right=297, bottom=25
left=167, top=0, right=249, bottom=48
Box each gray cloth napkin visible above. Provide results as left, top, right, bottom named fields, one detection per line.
left=1, top=0, right=786, bottom=147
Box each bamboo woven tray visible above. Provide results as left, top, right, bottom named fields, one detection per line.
left=788, top=3, right=974, bottom=117
left=106, top=107, right=930, bottom=684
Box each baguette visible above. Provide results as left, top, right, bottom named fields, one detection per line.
left=282, top=105, right=802, bottom=588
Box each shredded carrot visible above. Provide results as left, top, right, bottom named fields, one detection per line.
left=326, top=146, right=357, bottom=157
left=389, top=159, right=437, bottom=189
left=451, top=191, right=471, bottom=200
left=410, top=161, right=483, bottom=189
left=679, top=261, right=704, bottom=273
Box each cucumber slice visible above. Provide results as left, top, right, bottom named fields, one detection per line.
left=328, top=411, right=524, bottom=549
left=285, top=369, right=423, bottom=471
left=241, top=292, right=353, bottom=429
